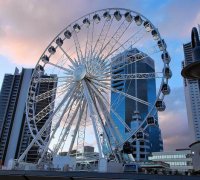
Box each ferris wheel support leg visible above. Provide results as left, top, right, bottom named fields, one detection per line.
left=82, top=80, right=104, bottom=159
left=38, top=96, right=82, bottom=165
left=88, top=83, right=124, bottom=163
left=17, top=84, right=76, bottom=163
left=52, top=99, right=82, bottom=157
left=68, top=101, right=86, bottom=154
left=97, top=98, right=124, bottom=147
left=37, top=96, right=77, bottom=165
left=88, top=82, right=124, bottom=144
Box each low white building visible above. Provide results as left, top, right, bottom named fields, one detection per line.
left=148, top=149, right=193, bottom=173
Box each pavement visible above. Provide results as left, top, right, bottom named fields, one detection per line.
left=0, top=170, right=200, bottom=180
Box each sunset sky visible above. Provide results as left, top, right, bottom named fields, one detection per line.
left=0, top=0, right=200, bottom=151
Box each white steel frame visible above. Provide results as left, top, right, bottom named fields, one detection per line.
left=17, top=8, right=171, bottom=167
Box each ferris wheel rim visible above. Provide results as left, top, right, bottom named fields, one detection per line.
left=22, top=8, right=171, bottom=165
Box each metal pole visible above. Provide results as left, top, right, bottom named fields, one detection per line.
left=82, top=80, right=104, bottom=158
left=68, top=101, right=86, bottom=154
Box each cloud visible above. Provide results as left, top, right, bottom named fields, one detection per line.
left=159, top=87, right=192, bottom=151
left=1, top=0, right=199, bottom=66
left=0, top=0, right=141, bottom=66
left=156, top=0, right=200, bottom=40
left=0, top=0, right=90, bottom=66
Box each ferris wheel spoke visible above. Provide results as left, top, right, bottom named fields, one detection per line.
left=92, top=97, right=117, bottom=157
left=68, top=100, right=86, bottom=154
left=91, top=20, right=107, bottom=57
left=54, top=96, right=79, bottom=152
left=88, top=87, right=116, bottom=157
left=97, top=98, right=123, bottom=145
left=34, top=87, right=73, bottom=124
left=98, top=19, right=132, bottom=59
left=56, top=53, right=68, bottom=69
left=87, top=17, right=113, bottom=72
left=58, top=46, right=77, bottom=67
left=85, top=15, right=96, bottom=62
left=38, top=86, right=81, bottom=160
left=90, top=79, right=150, bottom=107
left=46, top=61, right=73, bottom=74
left=38, top=95, right=80, bottom=164
left=110, top=107, right=131, bottom=132
left=117, top=111, right=159, bottom=148
left=38, top=123, right=54, bottom=147
left=111, top=72, right=163, bottom=80
left=33, top=76, right=73, bottom=83
left=89, top=81, right=131, bottom=134
left=52, top=98, right=83, bottom=156
left=87, top=82, right=124, bottom=144
left=82, top=80, right=107, bottom=158
left=34, top=100, right=60, bottom=124
left=72, top=31, right=84, bottom=64
left=97, top=19, right=127, bottom=56
left=103, top=27, right=146, bottom=60
left=118, top=120, right=148, bottom=148
left=18, top=84, right=77, bottom=163
left=34, top=83, right=70, bottom=103
left=93, top=72, right=163, bottom=82
left=84, top=23, right=90, bottom=60
left=92, top=16, right=114, bottom=57
left=98, top=16, right=115, bottom=54
left=102, top=47, right=161, bottom=75
left=109, top=86, right=150, bottom=107
left=74, top=104, right=88, bottom=156
left=89, top=20, right=95, bottom=60
left=35, top=82, right=77, bottom=124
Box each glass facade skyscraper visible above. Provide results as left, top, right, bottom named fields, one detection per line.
left=111, top=48, right=163, bottom=161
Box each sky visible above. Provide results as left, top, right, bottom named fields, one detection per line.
left=0, top=0, right=200, bottom=151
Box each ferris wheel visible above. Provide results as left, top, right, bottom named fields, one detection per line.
left=18, top=8, right=171, bottom=166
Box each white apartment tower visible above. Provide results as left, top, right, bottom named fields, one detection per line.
left=182, top=27, right=200, bottom=142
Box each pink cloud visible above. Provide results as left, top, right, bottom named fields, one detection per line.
left=0, top=0, right=143, bottom=66
left=0, top=0, right=90, bottom=66
left=0, top=0, right=199, bottom=67
left=158, top=87, right=192, bottom=151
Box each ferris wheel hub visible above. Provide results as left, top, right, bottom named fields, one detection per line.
left=73, top=64, right=87, bottom=81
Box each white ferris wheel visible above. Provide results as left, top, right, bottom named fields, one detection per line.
left=18, top=8, right=171, bottom=167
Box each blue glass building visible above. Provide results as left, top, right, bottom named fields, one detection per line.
left=111, top=48, right=163, bottom=161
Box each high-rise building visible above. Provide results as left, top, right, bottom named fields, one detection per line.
left=111, top=48, right=163, bottom=161
left=17, top=73, right=57, bottom=164
left=182, top=28, right=200, bottom=142
left=0, top=68, right=57, bottom=166
left=0, top=68, right=32, bottom=166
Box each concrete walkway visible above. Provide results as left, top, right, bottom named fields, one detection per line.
left=0, top=170, right=200, bottom=180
